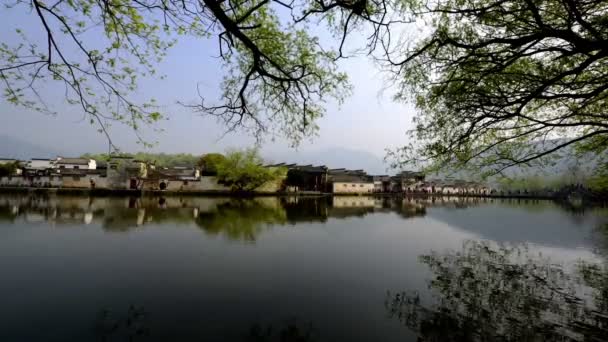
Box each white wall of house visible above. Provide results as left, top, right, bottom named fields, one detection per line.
left=142, top=176, right=284, bottom=193
left=27, top=159, right=54, bottom=170
left=401, top=181, right=424, bottom=192
left=440, top=186, right=458, bottom=194
left=332, top=182, right=374, bottom=194
left=57, top=159, right=96, bottom=170
left=62, top=175, right=107, bottom=188
left=417, top=185, right=433, bottom=193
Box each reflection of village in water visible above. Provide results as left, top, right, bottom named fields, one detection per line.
left=0, top=195, right=524, bottom=232
left=2, top=194, right=608, bottom=341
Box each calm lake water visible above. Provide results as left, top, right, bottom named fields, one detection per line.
left=1, top=194, right=608, bottom=341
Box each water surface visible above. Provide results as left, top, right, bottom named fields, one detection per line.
left=0, top=195, right=607, bottom=341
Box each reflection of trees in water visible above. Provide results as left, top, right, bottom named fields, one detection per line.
left=0, top=206, right=18, bottom=222
left=195, top=199, right=287, bottom=241
left=385, top=241, right=608, bottom=341
left=500, top=198, right=608, bottom=218
left=94, top=305, right=150, bottom=341
left=590, top=223, right=608, bottom=257
left=282, top=197, right=329, bottom=224
left=94, top=306, right=316, bottom=342
left=2, top=194, right=607, bottom=246
left=246, top=318, right=318, bottom=342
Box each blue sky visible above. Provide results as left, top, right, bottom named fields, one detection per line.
left=0, top=5, right=417, bottom=165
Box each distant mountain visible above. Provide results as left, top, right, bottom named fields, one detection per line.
left=0, top=135, right=60, bottom=160
left=265, top=147, right=388, bottom=174
left=428, top=139, right=602, bottom=184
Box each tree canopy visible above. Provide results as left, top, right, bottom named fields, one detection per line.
left=0, top=0, right=371, bottom=147
left=198, top=153, right=226, bottom=175
left=3, top=0, right=608, bottom=174
left=0, top=162, right=19, bottom=177
left=387, top=0, right=608, bottom=176
left=215, top=148, right=286, bottom=191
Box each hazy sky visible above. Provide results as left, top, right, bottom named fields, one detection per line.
left=0, top=7, right=417, bottom=163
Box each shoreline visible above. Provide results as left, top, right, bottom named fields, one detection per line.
left=0, top=186, right=599, bottom=202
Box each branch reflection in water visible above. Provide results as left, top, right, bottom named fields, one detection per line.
left=386, top=240, right=608, bottom=341
left=93, top=306, right=317, bottom=342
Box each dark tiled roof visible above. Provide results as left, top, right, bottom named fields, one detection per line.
left=265, top=163, right=298, bottom=168
left=396, top=171, right=424, bottom=178
left=266, top=163, right=327, bottom=172
left=330, top=174, right=373, bottom=183
left=155, top=167, right=197, bottom=176
left=328, top=169, right=367, bottom=177
left=292, top=165, right=327, bottom=173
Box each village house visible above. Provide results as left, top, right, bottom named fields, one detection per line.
left=55, top=157, right=97, bottom=171
left=372, top=175, right=391, bottom=193
left=280, top=164, right=328, bottom=192
left=106, top=155, right=149, bottom=190
left=433, top=180, right=459, bottom=195
left=328, top=169, right=374, bottom=194
left=396, top=171, right=426, bottom=192
left=144, top=166, right=201, bottom=191
left=24, top=158, right=55, bottom=175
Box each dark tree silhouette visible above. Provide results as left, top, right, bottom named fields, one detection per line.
left=387, top=0, right=608, bottom=176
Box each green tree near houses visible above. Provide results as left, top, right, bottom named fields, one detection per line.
left=215, top=148, right=286, bottom=191
left=198, top=153, right=227, bottom=176
left=0, top=162, right=20, bottom=177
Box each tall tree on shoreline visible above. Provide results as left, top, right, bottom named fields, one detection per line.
left=215, top=148, right=286, bottom=191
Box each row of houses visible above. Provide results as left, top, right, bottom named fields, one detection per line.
left=0, top=156, right=199, bottom=191
left=0, top=156, right=491, bottom=194
left=275, top=164, right=491, bottom=195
